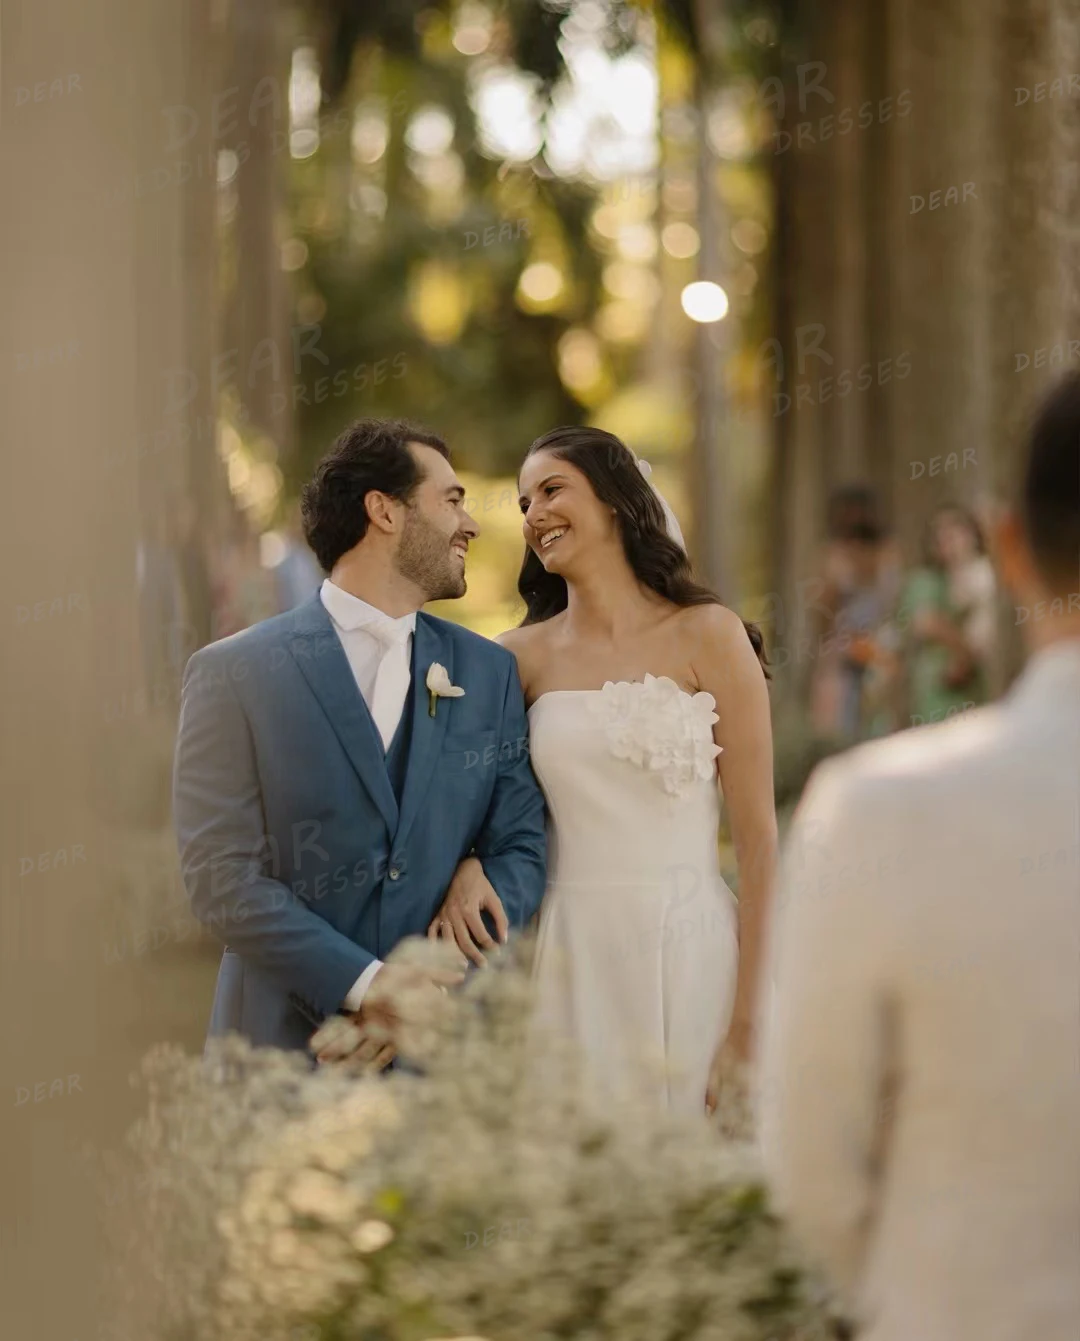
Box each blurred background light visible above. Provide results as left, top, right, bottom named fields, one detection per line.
left=517, top=261, right=564, bottom=306
left=452, top=2, right=493, bottom=56
left=295, top=292, right=326, bottom=324
left=409, top=261, right=470, bottom=344
left=731, top=218, right=768, bottom=255
left=616, top=222, right=658, bottom=261
left=289, top=45, right=321, bottom=158
left=290, top=128, right=319, bottom=159
left=406, top=105, right=456, bottom=156
left=602, top=261, right=660, bottom=306
left=557, top=327, right=605, bottom=394
left=590, top=204, right=622, bottom=240
left=216, top=149, right=239, bottom=186
left=681, top=281, right=729, bottom=323
left=708, top=93, right=753, bottom=160
left=595, top=300, right=650, bottom=343
left=473, top=67, right=544, bottom=161
left=662, top=176, right=697, bottom=212
left=661, top=221, right=701, bottom=259
left=351, top=105, right=389, bottom=164
left=259, top=531, right=289, bottom=569
left=280, top=238, right=309, bottom=272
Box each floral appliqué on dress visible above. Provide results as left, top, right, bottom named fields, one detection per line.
left=587, top=674, right=722, bottom=797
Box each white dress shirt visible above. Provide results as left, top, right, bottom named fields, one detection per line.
left=320, top=578, right=417, bottom=1011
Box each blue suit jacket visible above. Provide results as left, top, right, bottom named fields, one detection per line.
left=172, top=595, right=547, bottom=1051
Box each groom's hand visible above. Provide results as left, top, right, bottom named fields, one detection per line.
left=427, top=856, right=509, bottom=967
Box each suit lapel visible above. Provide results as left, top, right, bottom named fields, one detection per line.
left=286, top=596, right=399, bottom=834
left=395, top=614, right=452, bottom=849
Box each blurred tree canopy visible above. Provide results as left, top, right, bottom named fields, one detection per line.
left=213, top=0, right=1076, bottom=697
left=273, top=0, right=777, bottom=496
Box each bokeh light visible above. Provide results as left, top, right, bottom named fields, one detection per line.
left=406, top=106, right=456, bottom=156
left=473, top=67, right=544, bottom=161
left=616, top=222, right=658, bottom=261
left=351, top=105, right=389, bottom=164
left=452, top=2, right=493, bottom=55
left=518, top=262, right=564, bottom=306
left=280, top=239, right=309, bottom=272
left=602, top=261, right=660, bottom=306
left=731, top=218, right=768, bottom=255
left=408, top=261, right=470, bottom=344
left=557, top=328, right=605, bottom=396
left=662, top=222, right=701, bottom=259
left=681, top=281, right=729, bottom=323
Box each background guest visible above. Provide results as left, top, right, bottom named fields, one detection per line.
left=810, top=486, right=904, bottom=741
left=903, top=503, right=996, bottom=724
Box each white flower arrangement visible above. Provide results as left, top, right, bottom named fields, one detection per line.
left=101, top=939, right=842, bottom=1341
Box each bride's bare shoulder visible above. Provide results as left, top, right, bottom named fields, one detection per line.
left=678, top=602, right=761, bottom=672
left=495, top=621, right=557, bottom=696
left=679, top=601, right=746, bottom=638
left=679, top=603, right=768, bottom=701
left=495, top=622, right=548, bottom=657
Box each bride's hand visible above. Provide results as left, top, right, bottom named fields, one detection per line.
left=310, top=1014, right=395, bottom=1071
left=705, top=1016, right=753, bottom=1117
left=427, top=856, right=509, bottom=967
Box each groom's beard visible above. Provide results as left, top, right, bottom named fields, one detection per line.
left=394, top=506, right=467, bottom=601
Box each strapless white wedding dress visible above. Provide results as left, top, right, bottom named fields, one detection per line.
left=527, top=675, right=738, bottom=1116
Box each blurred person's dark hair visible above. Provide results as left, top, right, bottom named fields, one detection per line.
left=301, top=418, right=449, bottom=573
left=516, top=424, right=768, bottom=674
left=922, top=502, right=987, bottom=567
left=1020, top=372, right=1080, bottom=594
left=826, top=485, right=884, bottom=544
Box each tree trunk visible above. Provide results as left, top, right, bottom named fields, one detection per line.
left=770, top=12, right=841, bottom=700
left=227, top=0, right=293, bottom=454
left=692, top=70, right=732, bottom=597
left=0, top=1, right=222, bottom=1334
left=886, top=0, right=997, bottom=552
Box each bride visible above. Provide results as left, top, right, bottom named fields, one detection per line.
left=433, top=426, right=776, bottom=1116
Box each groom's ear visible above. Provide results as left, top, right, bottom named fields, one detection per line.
left=364, top=489, right=405, bottom=535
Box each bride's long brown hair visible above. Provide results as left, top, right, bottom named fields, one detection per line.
left=517, top=426, right=768, bottom=674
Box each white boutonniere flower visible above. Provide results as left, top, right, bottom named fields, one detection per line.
left=425, top=662, right=464, bottom=717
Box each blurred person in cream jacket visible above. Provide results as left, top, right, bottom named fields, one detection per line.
left=758, top=374, right=1080, bottom=1341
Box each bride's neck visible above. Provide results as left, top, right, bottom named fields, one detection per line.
left=562, top=553, right=660, bottom=638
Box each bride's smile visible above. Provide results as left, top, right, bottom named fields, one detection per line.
left=537, top=525, right=567, bottom=550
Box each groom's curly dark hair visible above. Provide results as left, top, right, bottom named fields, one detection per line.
left=1021, top=371, right=1080, bottom=595
left=301, top=418, right=449, bottom=572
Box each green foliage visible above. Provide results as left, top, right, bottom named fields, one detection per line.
left=283, top=0, right=605, bottom=486
left=279, top=0, right=784, bottom=490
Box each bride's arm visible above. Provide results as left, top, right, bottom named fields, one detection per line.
left=691, top=604, right=778, bottom=1065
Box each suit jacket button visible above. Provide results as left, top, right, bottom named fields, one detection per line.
left=388, top=866, right=400, bottom=881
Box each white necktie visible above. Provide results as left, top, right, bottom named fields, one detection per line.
left=367, top=618, right=412, bottom=752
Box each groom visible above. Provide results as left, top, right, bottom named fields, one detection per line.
left=173, top=418, right=547, bottom=1054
